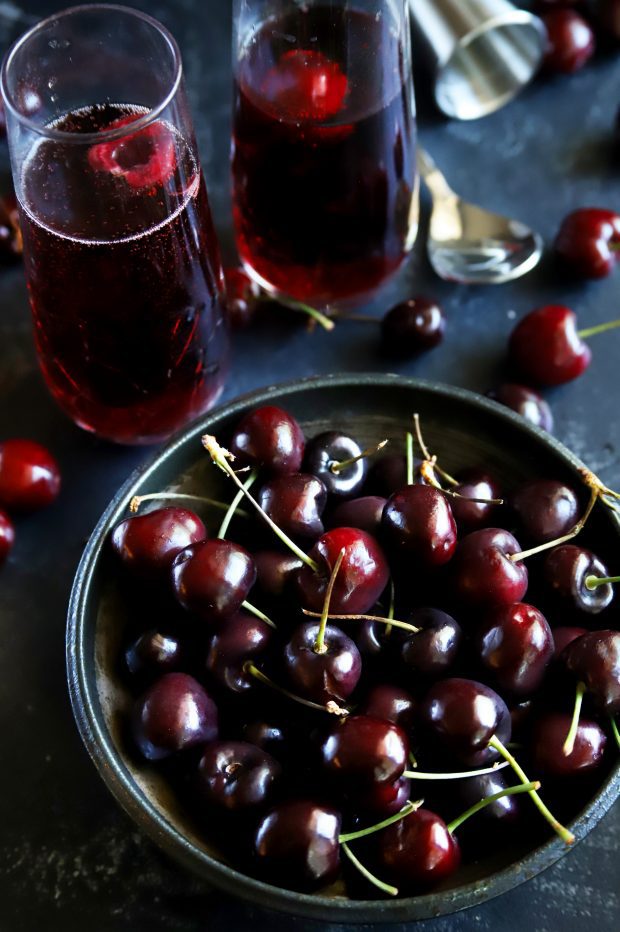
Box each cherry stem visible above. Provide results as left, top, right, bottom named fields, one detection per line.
left=406, top=431, right=414, bottom=485
left=302, top=609, right=420, bottom=635
left=563, top=681, right=587, bottom=756
left=264, top=295, right=334, bottom=332
left=217, top=470, right=257, bottom=539
left=240, top=600, right=276, bottom=630
left=488, top=735, right=575, bottom=845
left=331, top=439, right=388, bottom=475
left=585, top=574, right=620, bottom=590
left=129, top=492, right=247, bottom=517
left=446, top=782, right=540, bottom=835
left=314, top=548, right=345, bottom=654
left=202, top=435, right=319, bottom=572
left=610, top=716, right=620, bottom=751
left=577, top=319, right=620, bottom=340
left=338, top=799, right=422, bottom=843
left=509, top=482, right=598, bottom=563
left=420, top=458, right=503, bottom=505
left=384, top=579, right=395, bottom=637
left=402, top=761, right=510, bottom=781
left=243, top=662, right=348, bottom=717
left=340, top=842, right=398, bottom=898
left=408, top=750, right=418, bottom=769
left=413, top=413, right=458, bottom=487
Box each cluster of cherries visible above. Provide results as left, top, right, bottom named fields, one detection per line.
left=0, top=439, right=61, bottom=564
left=111, top=403, right=620, bottom=897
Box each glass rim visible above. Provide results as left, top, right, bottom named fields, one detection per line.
left=0, top=3, right=183, bottom=144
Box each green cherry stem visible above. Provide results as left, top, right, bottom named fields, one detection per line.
left=202, top=435, right=319, bottom=572
left=446, top=782, right=540, bottom=835
left=402, top=761, right=509, bottom=781
left=577, top=319, right=620, bottom=340
left=340, top=842, right=398, bottom=898
left=384, top=579, right=395, bottom=638
left=314, top=548, right=345, bottom=654
left=302, top=609, right=420, bottom=635
left=585, top=574, right=620, bottom=590
left=243, top=662, right=348, bottom=716
left=240, top=600, right=276, bottom=630
left=129, top=491, right=247, bottom=516
left=488, top=735, right=575, bottom=845
left=406, top=431, right=414, bottom=485
left=217, top=470, right=257, bottom=539
left=331, top=439, right=388, bottom=475
left=609, top=716, right=620, bottom=751
left=338, top=799, right=422, bottom=843
left=278, top=297, right=335, bottom=332
left=509, top=481, right=598, bottom=563
left=563, top=681, right=587, bottom=756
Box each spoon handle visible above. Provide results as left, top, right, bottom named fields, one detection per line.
left=417, top=147, right=454, bottom=200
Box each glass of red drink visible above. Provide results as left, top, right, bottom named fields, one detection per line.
left=1, top=5, right=229, bottom=445
left=232, top=0, right=419, bottom=308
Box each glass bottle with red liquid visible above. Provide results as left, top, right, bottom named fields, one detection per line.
left=1, top=5, right=229, bottom=445
left=232, top=0, right=419, bottom=307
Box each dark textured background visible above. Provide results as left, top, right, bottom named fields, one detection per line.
left=1, top=1, right=619, bottom=930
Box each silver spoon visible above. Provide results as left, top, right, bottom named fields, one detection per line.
left=418, top=148, right=544, bottom=284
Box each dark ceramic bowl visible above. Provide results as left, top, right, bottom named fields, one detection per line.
left=67, top=374, right=620, bottom=923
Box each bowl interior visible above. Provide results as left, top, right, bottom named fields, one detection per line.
left=68, top=375, right=620, bottom=923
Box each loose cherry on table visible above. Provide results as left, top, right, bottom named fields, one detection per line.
left=196, top=741, right=281, bottom=812
left=0, top=439, right=61, bottom=513
left=319, top=714, right=409, bottom=788
left=543, top=544, right=614, bottom=614
left=541, top=9, right=595, bottom=74
left=257, top=472, right=327, bottom=542
left=171, top=539, right=256, bottom=623
left=206, top=611, right=273, bottom=694
left=132, top=672, right=218, bottom=761
left=229, top=405, right=305, bottom=476
left=303, top=431, right=374, bottom=499
left=452, top=528, right=529, bottom=608
left=487, top=383, right=554, bottom=432
left=382, top=484, right=457, bottom=567
left=450, top=468, right=501, bottom=533
left=380, top=297, right=446, bottom=358
left=511, top=478, right=579, bottom=545
left=554, top=208, right=620, bottom=279
left=111, top=507, right=206, bottom=579
left=475, top=602, right=554, bottom=696
left=0, top=510, right=15, bottom=564
left=400, top=607, right=462, bottom=677
left=532, top=713, right=607, bottom=776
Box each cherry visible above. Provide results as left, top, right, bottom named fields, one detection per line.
left=554, top=209, right=620, bottom=279
left=283, top=621, right=362, bottom=704
left=452, top=528, right=528, bottom=608
left=303, top=431, right=369, bottom=499
left=487, top=383, right=554, bottom=432
left=261, top=48, right=348, bottom=122
left=351, top=775, right=412, bottom=818
left=0, top=192, right=22, bottom=262
left=257, top=473, right=327, bottom=542
left=229, top=406, right=305, bottom=476
left=88, top=115, right=177, bottom=190
left=254, top=550, right=303, bottom=599
left=400, top=607, right=462, bottom=677
left=0, top=510, right=15, bottom=565
left=360, top=685, right=417, bottom=731
left=320, top=715, right=409, bottom=787
left=242, top=721, right=288, bottom=760
left=378, top=809, right=460, bottom=892
left=511, top=479, right=579, bottom=544
left=475, top=603, right=554, bottom=696
left=296, top=527, right=390, bottom=615
left=450, top=469, right=501, bottom=533
left=552, top=625, right=588, bottom=658
left=330, top=496, right=387, bottom=536
left=381, top=298, right=446, bottom=357
left=124, top=629, right=185, bottom=682
left=421, top=678, right=511, bottom=767
left=543, top=544, right=614, bottom=614
left=532, top=713, right=607, bottom=776
left=196, top=741, right=281, bottom=812
left=366, top=454, right=408, bottom=497
left=111, top=507, right=206, bottom=580
left=508, top=305, right=591, bottom=386
left=0, top=439, right=61, bottom=513
left=131, top=673, right=218, bottom=761
left=382, top=485, right=457, bottom=567
left=224, top=267, right=260, bottom=329
left=563, top=630, right=620, bottom=713
left=542, top=10, right=595, bottom=74
left=206, top=611, right=272, bottom=693
left=171, top=539, right=256, bottom=623
left=454, top=770, right=521, bottom=831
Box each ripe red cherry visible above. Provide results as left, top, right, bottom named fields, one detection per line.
left=378, top=809, right=460, bottom=891
left=552, top=626, right=587, bottom=658
left=197, top=741, right=281, bottom=812
left=360, top=684, right=417, bottom=731
left=254, top=550, right=303, bottom=599
left=542, top=10, right=595, bottom=74
left=563, top=630, right=620, bottom=713
left=124, top=629, right=185, bottom=682
left=532, top=713, right=607, bottom=776
left=205, top=611, right=272, bottom=693
left=253, top=799, right=342, bottom=891
left=111, top=507, right=206, bottom=579
left=352, top=775, right=412, bottom=817
left=261, top=48, right=348, bottom=122
left=230, top=405, right=305, bottom=476
left=171, top=539, right=256, bottom=623
left=487, top=383, right=554, bottom=432
left=554, top=209, right=620, bottom=279
left=401, top=607, right=462, bottom=677
left=508, top=305, right=590, bottom=386
left=257, top=473, right=327, bottom=541
left=450, top=469, right=501, bottom=533
left=296, top=526, right=390, bottom=615
left=88, top=115, right=177, bottom=190
left=475, top=602, right=554, bottom=696
left=319, top=715, right=408, bottom=787
left=543, top=544, right=614, bottom=614
left=382, top=485, right=457, bottom=567
left=131, top=672, right=218, bottom=760
left=283, top=621, right=362, bottom=704
left=0, top=510, right=15, bottom=564
left=330, top=496, right=387, bottom=536
left=0, top=439, right=61, bottom=512
left=381, top=297, right=446, bottom=357
left=224, top=267, right=260, bottom=329
left=511, top=478, right=579, bottom=544
left=452, top=528, right=528, bottom=608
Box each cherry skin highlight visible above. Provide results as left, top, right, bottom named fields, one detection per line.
left=487, top=383, right=554, bottom=432
left=475, top=602, right=554, bottom=696
left=131, top=672, right=218, bottom=761
left=542, top=9, right=595, bottom=74
left=554, top=209, right=620, bottom=279
left=0, top=510, right=15, bottom=565
left=382, top=485, right=457, bottom=567
left=0, top=439, right=61, bottom=512
left=283, top=621, right=362, bottom=704
left=452, top=528, right=528, bottom=608
left=319, top=714, right=409, bottom=787
left=111, top=507, right=206, bottom=580
left=229, top=405, right=305, bottom=476
left=378, top=809, right=461, bottom=891
left=543, top=544, right=614, bottom=615
left=171, top=539, right=256, bottom=623
left=508, top=305, right=591, bottom=386
left=196, top=741, right=281, bottom=812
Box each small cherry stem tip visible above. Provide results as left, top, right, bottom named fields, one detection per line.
left=129, top=492, right=247, bottom=516
left=413, top=413, right=458, bottom=487
left=577, top=319, right=620, bottom=340
left=563, top=681, right=586, bottom=756
left=402, top=761, right=509, bottom=781
left=406, top=431, right=414, bottom=486
left=217, top=469, right=257, bottom=539
left=585, top=574, right=620, bottom=590
left=446, top=782, right=540, bottom=835
left=314, top=548, right=345, bottom=654
left=331, top=439, right=388, bottom=475
left=338, top=799, right=423, bottom=843
left=242, top=662, right=348, bottom=717
left=240, top=600, right=276, bottom=630
left=340, top=842, right=398, bottom=898
left=302, top=608, right=420, bottom=635
left=610, top=716, right=620, bottom=752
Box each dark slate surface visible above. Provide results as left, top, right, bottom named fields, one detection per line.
left=1, top=1, right=619, bottom=930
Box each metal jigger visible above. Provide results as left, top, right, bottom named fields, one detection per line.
left=409, top=0, right=546, bottom=120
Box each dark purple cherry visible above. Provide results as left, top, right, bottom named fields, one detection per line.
left=360, top=685, right=417, bottom=731
left=532, top=713, right=606, bottom=776
left=476, top=602, right=554, bottom=695
left=254, top=550, right=303, bottom=599
left=401, top=607, right=462, bottom=677
left=452, top=528, right=528, bottom=608
left=450, top=469, right=501, bottom=533
left=564, top=630, right=620, bottom=713
left=542, top=9, right=595, bottom=74
left=196, top=741, right=281, bottom=811
left=230, top=405, right=305, bottom=476
left=254, top=800, right=341, bottom=891
left=543, top=544, right=614, bottom=614
left=124, top=629, right=184, bottom=681
left=330, top=496, right=387, bottom=536
left=351, top=775, right=411, bottom=817
left=205, top=611, right=272, bottom=693
left=320, top=715, right=408, bottom=787
left=382, top=485, right=457, bottom=567
left=296, top=526, right=390, bottom=615
left=381, top=297, right=446, bottom=357
left=303, top=431, right=368, bottom=498
left=511, top=479, right=579, bottom=544
left=257, top=472, right=326, bottom=541
left=487, top=383, right=554, bottom=432
left=454, top=770, right=521, bottom=830
left=111, top=507, right=206, bottom=580
left=283, top=621, right=361, bottom=704
left=366, top=453, right=408, bottom=496
left=131, top=673, right=218, bottom=761
left=421, top=678, right=511, bottom=766
left=242, top=721, right=287, bottom=759
left=378, top=809, right=460, bottom=891
left=171, top=539, right=256, bottom=623
left=552, top=625, right=588, bottom=659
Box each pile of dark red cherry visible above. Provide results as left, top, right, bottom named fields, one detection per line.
left=110, top=404, right=620, bottom=898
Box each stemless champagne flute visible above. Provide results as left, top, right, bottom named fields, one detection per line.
left=232, top=0, right=419, bottom=308
left=1, top=5, right=229, bottom=445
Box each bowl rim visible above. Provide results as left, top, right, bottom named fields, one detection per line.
left=66, top=372, right=620, bottom=923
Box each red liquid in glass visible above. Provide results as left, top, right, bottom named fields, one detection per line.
left=19, top=104, right=228, bottom=444
left=232, top=7, right=418, bottom=306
